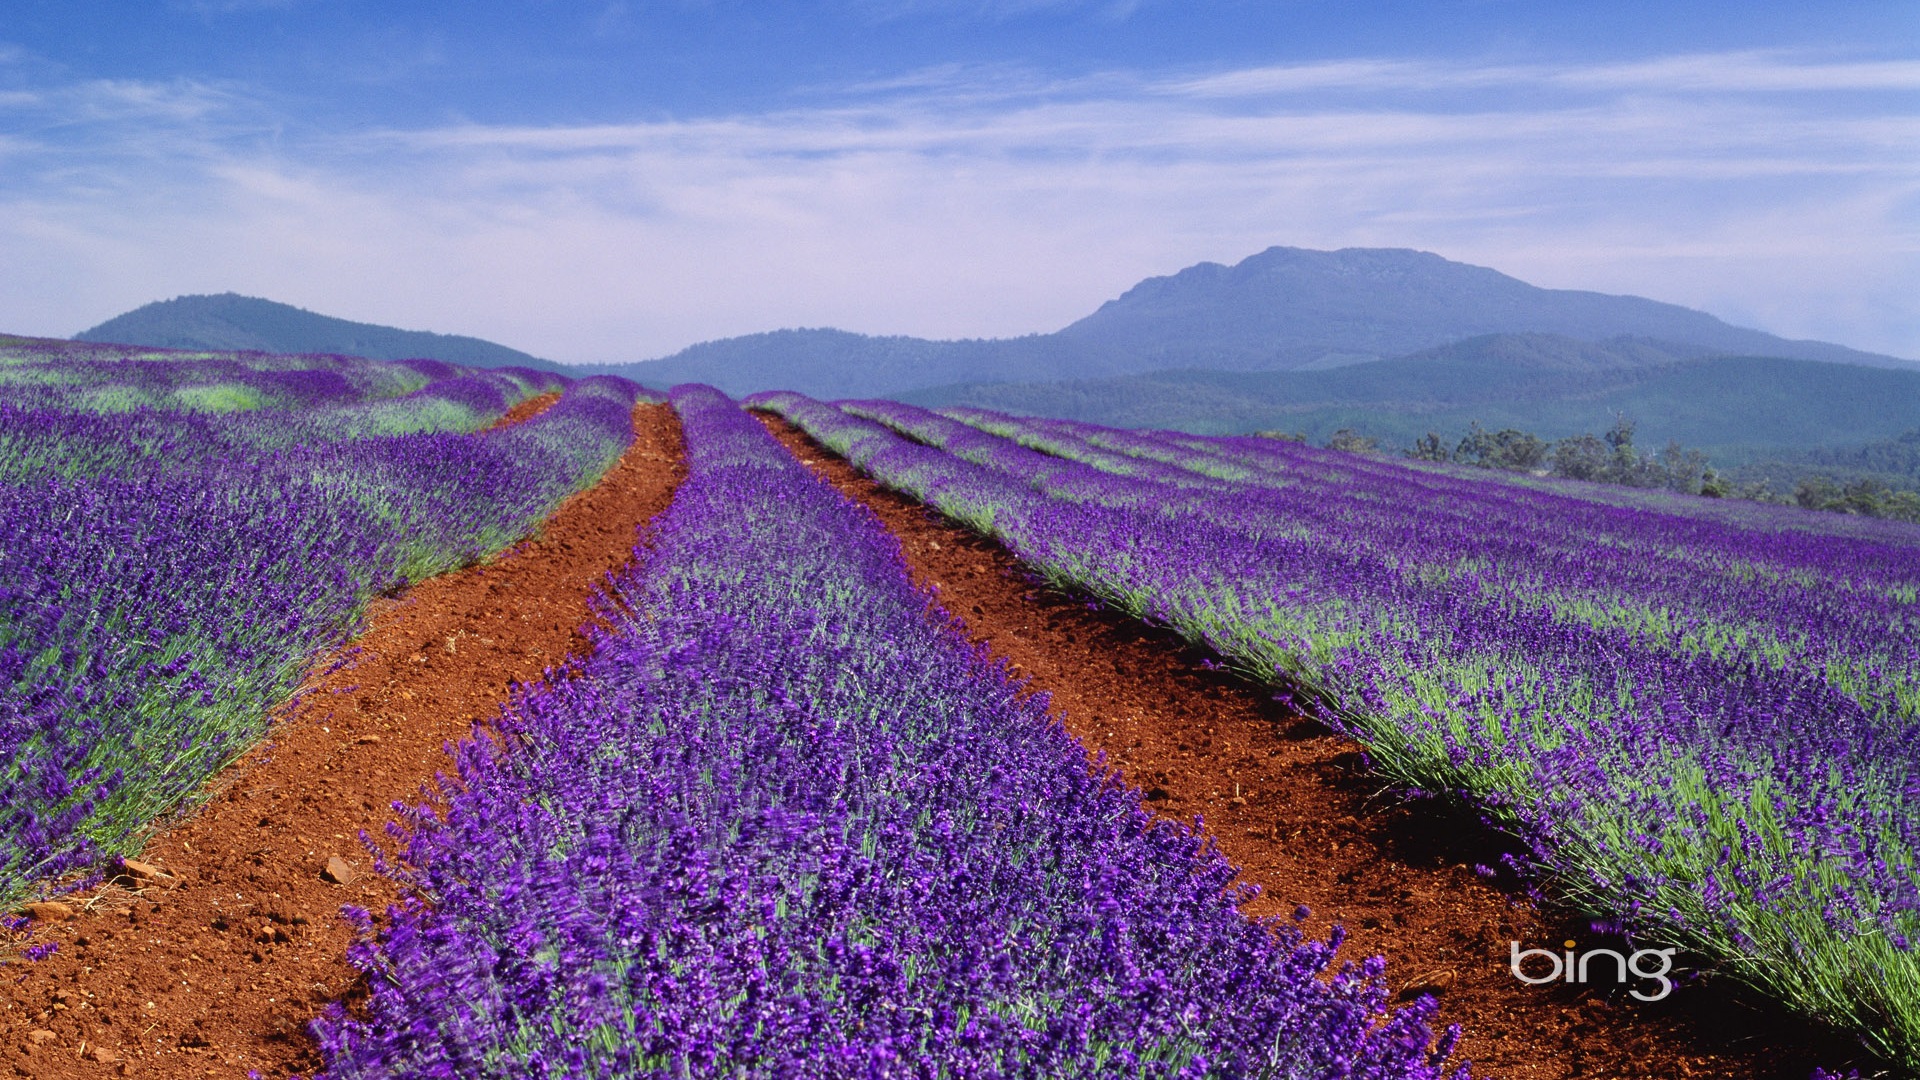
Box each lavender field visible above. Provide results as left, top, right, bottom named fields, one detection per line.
left=754, top=391, right=1920, bottom=1070
left=315, top=385, right=1465, bottom=1078
left=0, top=341, right=644, bottom=909
left=4, top=338, right=1909, bottom=1076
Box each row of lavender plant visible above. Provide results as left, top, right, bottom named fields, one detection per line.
left=314, top=384, right=1467, bottom=1080
left=0, top=339, right=464, bottom=414
left=753, top=391, right=1920, bottom=1069
left=0, top=352, right=567, bottom=483
left=939, top=405, right=1918, bottom=720
left=0, top=345, right=646, bottom=909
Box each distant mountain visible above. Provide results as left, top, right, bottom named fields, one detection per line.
left=1737, top=429, right=1920, bottom=498
left=77, top=294, right=570, bottom=373
left=1052, top=246, right=1907, bottom=373
left=74, top=250, right=1916, bottom=451
left=608, top=246, right=1912, bottom=396
left=1389, top=333, right=1716, bottom=372
left=596, top=328, right=1124, bottom=400
left=903, top=345, right=1920, bottom=459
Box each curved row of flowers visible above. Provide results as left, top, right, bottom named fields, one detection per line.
left=0, top=344, right=646, bottom=908
left=313, top=384, right=1466, bottom=1080
left=751, top=391, right=1920, bottom=1070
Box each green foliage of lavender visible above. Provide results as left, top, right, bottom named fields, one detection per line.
left=0, top=344, right=580, bottom=483
left=315, top=384, right=1466, bottom=1079
left=0, top=340, right=443, bottom=409
left=754, top=391, right=1920, bottom=1069
left=0, top=342, right=649, bottom=909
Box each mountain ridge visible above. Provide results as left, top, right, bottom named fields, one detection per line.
left=1051, top=246, right=1905, bottom=372
left=70, top=248, right=1914, bottom=403
left=77, top=293, right=570, bottom=373
left=607, top=246, right=1910, bottom=394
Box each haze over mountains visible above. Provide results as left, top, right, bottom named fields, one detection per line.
left=69, top=246, right=1918, bottom=457
left=611, top=247, right=1909, bottom=397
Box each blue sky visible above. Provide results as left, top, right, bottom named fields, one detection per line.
left=2, top=1, right=1916, bottom=362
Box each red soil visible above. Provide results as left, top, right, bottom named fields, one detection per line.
left=494, top=390, right=562, bottom=425
left=0, top=401, right=683, bottom=1078
left=0, top=387, right=1873, bottom=1079
left=761, top=414, right=1874, bottom=1080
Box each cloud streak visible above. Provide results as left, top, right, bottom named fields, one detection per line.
left=0, top=49, right=1914, bottom=362
left=1172, top=51, right=1920, bottom=97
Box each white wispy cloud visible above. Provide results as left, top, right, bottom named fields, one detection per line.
left=0, top=75, right=246, bottom=132
left=1172, top=51, right=1920, bottom=97
left=1560, top=52, right=1920, bottom=92
left=0, top=49, right=1914, bottom=362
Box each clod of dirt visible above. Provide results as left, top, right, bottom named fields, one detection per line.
left=261, top=901, right=310, bottom=926
left=86, top=1044, right=118, bottom=1063
left=26, top=1030, right=56, bottom=1045
left=23, top=901, right=72, bottom=922
left=356, top=734, right=382, bottom=744
left=120, top=858, right=168, bottom=881
left=1401, top=969, right=1458, bottom=998
left=321, top=856, right=356, bottom=885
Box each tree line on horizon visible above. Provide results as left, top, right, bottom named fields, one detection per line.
left=1259, top=418, right=1920, bottom=525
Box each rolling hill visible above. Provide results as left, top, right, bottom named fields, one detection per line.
left=903, top=343, right=1920, bottom=460
left=77, top=294, right=570, bottom=373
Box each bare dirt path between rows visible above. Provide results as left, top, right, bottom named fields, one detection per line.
left=1, top=400, right=684, bottom=1079
left=762, top=414, right=1871, bottom=1080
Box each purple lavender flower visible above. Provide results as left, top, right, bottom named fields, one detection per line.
left=754, top=390, right=1920, bottom=1070
left=313, top=385, right=1467, bottom=1080
left=1, top=341, right=651, bottom=910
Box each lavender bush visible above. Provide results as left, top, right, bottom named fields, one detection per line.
left=754, top=391, right=1920, bottom=1069
left=314, top=384, right=1466, bottom=1080
left=0, top=342, right=647, bottom=908
left=0, top=339, right=451, bottom=414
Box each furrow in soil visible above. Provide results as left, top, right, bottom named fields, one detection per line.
left=761, top=411, right=1864, bottom=1080
left=0, top=403, right=684, bottom=1079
